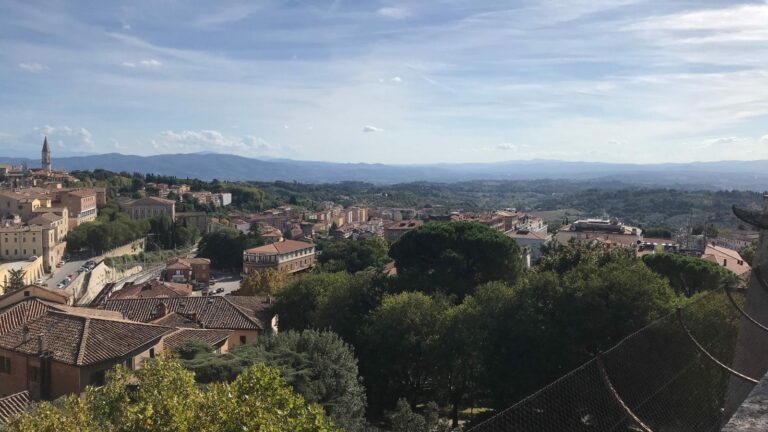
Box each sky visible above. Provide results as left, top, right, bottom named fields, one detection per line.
left=1, top=0, right=768, bottom=164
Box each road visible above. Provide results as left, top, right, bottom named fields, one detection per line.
left=46, top=258, right=87, bottom=289
left=190, top=272, right=242, bottom=297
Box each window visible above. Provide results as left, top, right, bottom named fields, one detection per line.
left=29, top=366, right=39, bottom=382
left=91, top=370, right=105, bottom=386
left=240, top=336, right=247, bottom=345
left=124, top=357, right=134, bottom=370
left=0, top=356, right=10, bottom=374
left=149, top=348, right=156, bottom=359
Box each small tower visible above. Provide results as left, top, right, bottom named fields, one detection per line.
left=41, top=136, right=51, bottom=172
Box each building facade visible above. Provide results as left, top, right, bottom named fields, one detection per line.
left=243, top=239, right=316, bottom=274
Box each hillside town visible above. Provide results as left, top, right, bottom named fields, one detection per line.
left=0, top=138, right=762, bottom=429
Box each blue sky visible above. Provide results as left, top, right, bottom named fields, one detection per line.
left=1, top=0, right=767, bottom=164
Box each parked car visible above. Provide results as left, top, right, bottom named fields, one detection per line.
left=215, top=287, right=225, bottom=294
left=56, top=262, right=64, bottom=268
left=27, top=255, right=38, bottom=262
left=57, top=281, right=65, bottom=288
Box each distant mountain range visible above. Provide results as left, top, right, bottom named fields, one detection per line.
left=2, top=152, right=768, bottom=190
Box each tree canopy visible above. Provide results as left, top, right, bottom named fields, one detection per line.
left=197, top=228, right=263, bottom=269
left=178, top=330, right=366, bottom=432
left=642, top=253, right=737, bottom=296
left=4, top=357, right=338, bottom=432
left=389, top=221, right=524, bottom=300
left=318, top=237, right=390, bottom=273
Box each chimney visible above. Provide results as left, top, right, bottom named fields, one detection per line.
left=37, top=334, right=46, bottom=355
left=22, top=325, right=29, bottom=343
left=155, top=302, right=168, bottom=318
left=190, top=312, right=198, bottom=323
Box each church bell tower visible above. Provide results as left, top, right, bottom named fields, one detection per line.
left=42, top=136, right=51, bottom=172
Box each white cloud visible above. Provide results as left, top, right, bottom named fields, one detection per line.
left=122, top=24, right=131, bottom=30
left=377, top=7, right=410, bottom=19
left=18, top=62, right=48, bottom=72
left=699, top=137, right=747, bottom=148
left=496, top=143, right=519, bottom=151
left=391, top=76, right=402, bottom=83
left=153, top=130, right=280, bottom=155
left=760, top=135, right=768, bottom=144
left=363, top=125, right=383, bottom=133
left=33, top=125, right=95, bottom=150
left=122, top=59, right=162, bottom=69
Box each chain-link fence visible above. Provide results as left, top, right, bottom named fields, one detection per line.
left=468, top=291, right=759, bottom=432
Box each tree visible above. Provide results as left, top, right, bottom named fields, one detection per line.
left=273, top=271, right=386, bottom=344
left=179, top=330, right=366, bottom=432
left=197, top=228, right=263, bottom=269
left=387, top=400, right=449, bottom=432
left=318, top=237, right=390, bottom=273
left=238, top=268, right=290, bottom=296
left=359, top=292, right=448, bottom=413
left=642, top=253, right=736, bottom=296
left=3, top=269, right=26, bottom=293
left=5, top=357, right=338, bottom=432
left=389, top=221, right=524, bottom=300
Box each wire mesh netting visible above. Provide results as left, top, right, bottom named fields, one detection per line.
left=467, top=291, right=760, bottom=432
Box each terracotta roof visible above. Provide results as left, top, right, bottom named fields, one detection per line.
left=385, top=220, right=423, bottom=230
left=0, top=311, right=173, bottom=366
left=149, top=311, right=202, bottom=328
left=124, top=196, right=175, bottom=207
left=109, top=281, right=192, bottom=300
left=224, top=295, right=275, bottom=326
left=66, top=189, right=96, bottom=197
left=0, top=299, right=53, bottom=335
left=703, top=244, right=751, bottom=276
left=244, top=239, right=314, bottom=255
left=505, top=229, right=550, bottom=241
left=103, top=297, right=266, bottom=331
left=27, top=212, right=63, bottom=225
left=166, top=257, right=210, bottom=269
left=162, top=328, right=232, bottom=352
left=0, top=391, right=29, bottom=424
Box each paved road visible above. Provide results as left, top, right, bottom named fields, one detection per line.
left=46, top=259, right=87, bottom=289
left=190, top=272, right=241, bottom=297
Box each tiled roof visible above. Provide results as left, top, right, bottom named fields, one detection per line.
left=0, top=299, right=53, bottom=335
left=109, top=280, right=192, bottom=300
left=0, top=311, right=173, bottom=366
left=244, top=239, right=314, bottom=255
left=27, top=212, right=62, bottom=225
left=103, top=297, right=265, bottom=331
left=703, top=244, right=751, bottom=276
left=150, top=311, right=202, bottom=328
left=224, top=296, right=275, bottom=326
left=124, top=196, right=175, bottom=207
left=0, top=391, right=29, bottom=424
left=162, top=328, right=232, bottom=352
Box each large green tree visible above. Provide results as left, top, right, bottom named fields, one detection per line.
left=642, top=253, right=737, bottom=296
left=179, top=330, right=367, bottom=432
left=389, top=221, right=524, bottom=300
left=359, top=292, right=448, bottom=414
left=4, top=357, right=337, bottom=432
left=273, top=271, right=386, bottom=343
left=318, top=237, right=390, bottom=273
left=197, top=228, right=263, bottom=269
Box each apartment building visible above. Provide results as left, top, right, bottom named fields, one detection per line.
left=120, top=196, right=176, bottom=221
left=243, top=239, right=315, bottom=275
